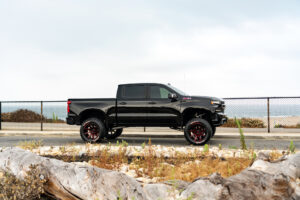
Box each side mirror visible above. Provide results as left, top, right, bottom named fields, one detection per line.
left=168, top=93, right=178, bottom=100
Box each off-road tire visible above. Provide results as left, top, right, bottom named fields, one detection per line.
left=106, top=128, right=123, bottom=139
left=184, top=118, right=212, bottom=145
left=80, top=118, right=106, bottom=143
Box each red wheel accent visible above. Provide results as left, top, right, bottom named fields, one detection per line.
left=188, top=122, right=207, bottom=143
left=83, top=122, right=100, bottom=140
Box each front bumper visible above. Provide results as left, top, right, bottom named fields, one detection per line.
left=211, top=113, right=228, bottom=126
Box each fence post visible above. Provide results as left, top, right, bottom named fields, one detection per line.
left=41, top=101, right=43, bottom=131
left=0, top=101, right=2, bottom=130
left=267, top=98, right=270, bottom=133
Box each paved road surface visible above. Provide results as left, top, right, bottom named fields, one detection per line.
left=0, top=135, right=299, bottom=150
left=2, top=122, right=300, bottom=133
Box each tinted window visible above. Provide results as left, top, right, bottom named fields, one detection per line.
left=123, top=85, right=146, bottom=99
left=150, top=86, right=172, bottom=99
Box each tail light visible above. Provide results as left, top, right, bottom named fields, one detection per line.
left=67, top=100, right=71, bottom=113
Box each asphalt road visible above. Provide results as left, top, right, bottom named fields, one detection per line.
left=0, top=135, right=299, bottom=150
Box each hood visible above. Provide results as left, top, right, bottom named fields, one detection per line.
left=185, top=96, right=223, bottom=102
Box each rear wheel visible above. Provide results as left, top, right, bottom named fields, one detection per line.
left=80, top=118, right=105, bottom=143
left=184, top=118, right=212, bottom=145
left=106, top=128, right=123, bottom=139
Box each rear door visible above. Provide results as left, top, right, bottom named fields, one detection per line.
left=116, top=84, right=148, bottom=126
left=147, top=84, right=181, bottom=126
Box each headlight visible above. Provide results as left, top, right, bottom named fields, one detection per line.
left=211, top=100, right=221, bottom=105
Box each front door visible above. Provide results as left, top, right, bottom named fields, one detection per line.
left=147, top=85, right=181, bottom=126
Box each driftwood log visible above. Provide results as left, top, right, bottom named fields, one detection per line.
left=0, top=148, right=299, bottom=200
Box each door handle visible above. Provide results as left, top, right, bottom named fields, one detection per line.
left=148, top=102, right=156, bottom=105
left=119, top=102, right=127, bottom=105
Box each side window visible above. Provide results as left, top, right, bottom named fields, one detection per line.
left=122, top=85, right=146, bottom=99
left=150, top=86, right=172, bottom=99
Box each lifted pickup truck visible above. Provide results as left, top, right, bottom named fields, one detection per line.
left=66, top=83, right=227, bottom=145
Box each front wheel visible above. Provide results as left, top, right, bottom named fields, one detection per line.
left=106, top=128, right=123, bottom=139
left=80, top=118, right=106, bottom=143
left=184, top=118, right=212, bottom=145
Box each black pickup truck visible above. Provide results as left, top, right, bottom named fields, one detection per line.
left=66, top=83, right=227, bottom=145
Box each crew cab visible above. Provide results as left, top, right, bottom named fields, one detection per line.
left=66, top=83, right=227, bottom=145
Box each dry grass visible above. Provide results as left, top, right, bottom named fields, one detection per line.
left=222, top=118, right=265, bottom=128
left=130, top=155, right=252, bottom=182
left=86, top=143, right=268, bottom=182
left=19, top=141, right=286, bottom=184
left=0, top=165, right=46, bottom=200
left=270, top=150, right=283, bottom=160
left=42, top=141, right=286, bottom=183
left=18, top=140, right=44, bottom=150
left=88, top=145, right=128, bottom=170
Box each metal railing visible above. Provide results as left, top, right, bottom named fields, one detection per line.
left=0, top=101, right=68, bottom=131
left=0, top=97, right=300, bottom=132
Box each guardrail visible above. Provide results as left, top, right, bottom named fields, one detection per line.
left=0, top=97, right=299, bottom=132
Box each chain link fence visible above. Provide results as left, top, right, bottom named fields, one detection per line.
left=0, top=97, right=299, bottom=132
left=223, top=97, right=300, bottom=132
left=0, top=101, right=78, bottom=131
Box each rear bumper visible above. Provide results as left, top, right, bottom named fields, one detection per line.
left=211, top=113, right=227, bottom=127
left=66, top=117, right=75, bottom=125
left=66, top=115, right=80, bottom=125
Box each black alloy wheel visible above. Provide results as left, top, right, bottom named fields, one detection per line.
left=184, top=118, right=212, bottom=145
left=80, top=118, right=105, bottom=143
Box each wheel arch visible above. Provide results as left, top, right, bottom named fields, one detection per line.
left=182, top=107, right=212, bottom=125
left=79, top=109, right=106, bottom=124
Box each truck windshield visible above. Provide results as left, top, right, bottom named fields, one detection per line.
left=167, top=85, right=189, bottom=96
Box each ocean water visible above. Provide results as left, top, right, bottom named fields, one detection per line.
left=225, top=104, right=300, bottom=118
left=1, top=103, right=68, bottom=120
left=1, top=102, right=300, bottom=120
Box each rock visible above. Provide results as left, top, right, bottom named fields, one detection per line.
left=1, top=148, right=300, bottom=200
left=180, top=179, right=223, bottom=200
left=164, top=179, right=190, bottom=191
left=0, top=147, right=148, bottom=200
left=144, top=184, right=176, bottom=200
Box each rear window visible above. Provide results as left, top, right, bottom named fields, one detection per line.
left=122, top=85, right=146, bottom=99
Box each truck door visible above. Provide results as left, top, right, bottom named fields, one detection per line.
left=147, top=84, right=181, bottom=126
left=116, top=84, right=148, bottom=126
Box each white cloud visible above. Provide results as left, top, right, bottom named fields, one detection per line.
left=0, top=1, right=300, bottom=100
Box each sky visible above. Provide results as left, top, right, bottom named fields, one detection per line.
left=0, top=0, right=300, bottom=100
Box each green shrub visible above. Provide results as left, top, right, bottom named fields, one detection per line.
left=222, top=118, right=265, bottom=128
left=236, top=118, right=247, bottom=150
left=289, top=140, right=296, bottom=153
left=274, top=124, right=284, bottom=128
left=275, top=123, right=300, bottom=129
left=203, top=144, right=209, bottom=153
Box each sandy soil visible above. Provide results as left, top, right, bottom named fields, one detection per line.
left=261, top=116, right=300, bottom=127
